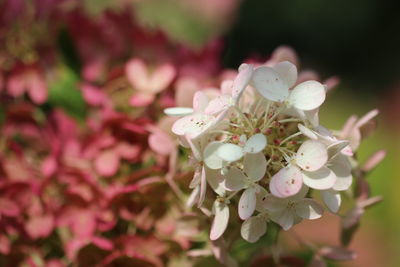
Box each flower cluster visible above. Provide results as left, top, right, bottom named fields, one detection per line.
left=167, top=53, right=383, bottom=252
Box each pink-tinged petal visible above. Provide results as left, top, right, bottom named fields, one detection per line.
left=238, top=187, right=257, bottom=220
left=296, top=140, right=328, bottom=171
left=204, top=95, right=232, bottom=115
left=273, top=61, right=298, bottom=88
left=148, top=63, right=176, bottom=93
left=193, top=91, right=209, bottom=113
left=41, top=156, right=58, bottom=177
left=125, top=58, right=149, bottom=92
left=356, top=109, right=379, bottom=129
left=319, top=246, right=357, bottom=261
left=0, top=198, right=20, bottom=217
left=222, top=166, right=247, bottom=191
left=252, top=66, right=289, bottom=102
left=25, top=214, right=54, bottom=239
left=232, top=64, right=253, bottom=101
left=148, top=131, right=175, bottom=156
left=289, top=81, right=326, bottom=111
left=27, top=71, right=47, bottom=104
left=269, top=165, right=303, bottom=198
left=81, top=83, right=107, bottom=106
left=269, top=45, right=299, bottom=66
left=295, top=199, right=323, bottom=219
left=95, top=149, right=120, bottom=177
left=210, top=201, right=229, bottom=240
left=129, top=92, right=154, bottom=107
left=362, top=150, right=386, bottom=173
left=175, top=77, right=199, bottom=107
left=241, top=216, right=267, bottom=243
left=321, top=190, right=341, bottom=213
left=302, top=166, right=337, bottom=190
left=221, top=80, right=233, bottom=95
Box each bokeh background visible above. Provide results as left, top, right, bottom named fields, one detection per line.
left=0, top=0, right=399, bottom=266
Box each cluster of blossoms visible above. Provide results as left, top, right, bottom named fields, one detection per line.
left=166, top=52, right=384, bottom=264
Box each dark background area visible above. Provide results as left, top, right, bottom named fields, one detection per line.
left=223, top=0, right=400, bottom=96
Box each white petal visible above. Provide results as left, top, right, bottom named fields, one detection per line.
left=296, top=140, right=328, bottom=172
left=186, top=185, right=200, bottom=208
left=210, top=201, right=230, bottom=240
left=302, top=166, right=337, bottom=190
left=327, top=140, right=350, bottom=159
left=322, top=190, right=341, bottom=213
left=330, top=154, right=352, bottom=191
left=222, top=167, right=247, bottom=191
left=217, top=143, right=244, bottom=162
left=269, top=165, right=303, bottom=198
left=261, top=195, right=288, bottom=213
left=171, top=114, right=215, bottom=138
left=205, top=167, right=224, bottom=195
left=238, top=187, right=257, bottom=220
left=243, top=152, right=267, bottom=182
left=164, top=107, right=194, bottom=116
left=295, top=199, right=323, bottom=219
left=197, top=166, right=207, bottom=207
left=303, top=108, right=320, bottom=127
left=252, top=66, right=289, bottom=102
left=273, top=61, right=298, bottom=88
left=189, top=167, right=201, bottom=189
left=204, top=95, right=232, bottom=115
left=243, top=133, right=267, bottom=154
left=298, top=124, right=318, bottom=140
left=241, top=216, right=267, bottom=243
left=289, top=81, right=326, bottom=111
left=203, top=141, right=224, bottom=169
left=192, top=91, right=209, bottom=113
left=232, top=64, right=254, bottom=102
left=275, top=209, right=294, bottom=231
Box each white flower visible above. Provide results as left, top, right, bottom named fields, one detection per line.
left=261, top=186, right=323, bottom=230
left=251, top=61, right=326, bottom=125
left=222, top=152, right=267, bottom=220
left=210, top=197, right=230, bottom=241
left=269, top=140, right=337, bottom=198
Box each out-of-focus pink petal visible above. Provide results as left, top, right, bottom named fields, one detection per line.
left=175, top=77, right=199, bottom=107
left=71, top=210, right=96, bottom=238
left=81, top=83, right=107, bottom=106
left=148, top=63, right=176, bottom=93
left=149, top=131, right=175, bottom=156
left=125, top=58, right=148, bottom=92
left=27, top=71, right=47, bottom=104
left=7, top=74, right=25, bottom=97
left=129, top=92, right=154, bottom=107
left=0, top=235, right=10, bottom=255
left=25, top=214, right=54, bottom=239
left=92, top=236, right=114, bottom=251
left=0, top=197, right=20, bottom=217
left=115, top=142, right=140, bottom=160
left=42, top=156, right=58, bottom=177
left=95, top=149, right=120, bottom=177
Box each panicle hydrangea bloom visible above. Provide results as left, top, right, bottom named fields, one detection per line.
left=166, top=54, right=383, bottom=259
